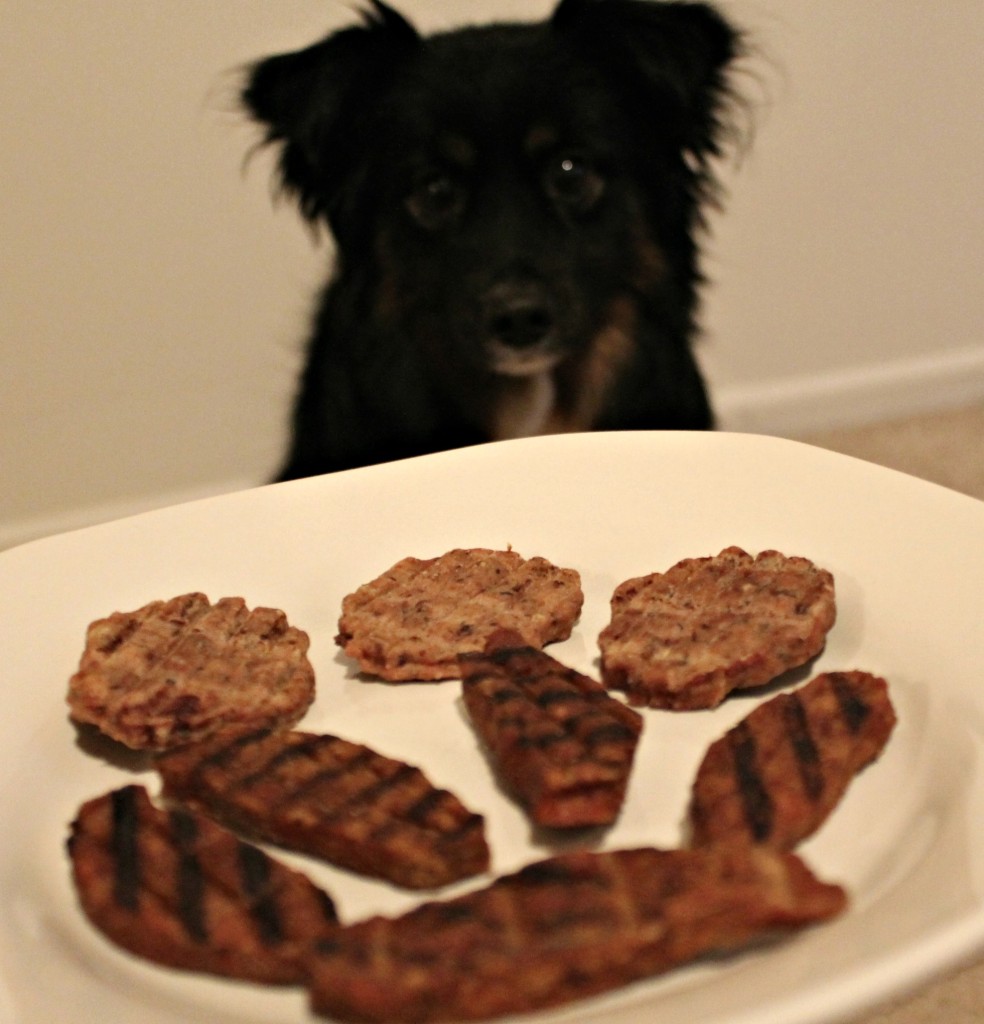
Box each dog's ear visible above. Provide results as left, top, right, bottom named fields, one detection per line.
left=242, top=1, right=419, bottom=224
left=551, top=0, right=740, bottom=161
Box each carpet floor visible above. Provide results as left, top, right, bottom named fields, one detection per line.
left=797, top=401, right=984, bottom=503
left=796, top=400, right=984, bottom=1022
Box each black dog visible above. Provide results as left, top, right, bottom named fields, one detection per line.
left=243, top=0, right=743, bottom=481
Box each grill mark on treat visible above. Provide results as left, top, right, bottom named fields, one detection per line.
left=493, top=713, right=533, bottom=733
left=169, top=809, right=207, bottom=942
left=404, top=787, right=454, bottom=826
left=70, top=786, right=341, bottom=984
left=429, top=901, right=477, bottom=924
left=198, top=734, right=375, bottom=805
left=398, top=794, right=485, bottom=845
left=730, top=722, right=773, bottom=841
left=237, top=842, right=283, bottom=946
left=781, top=694, right=824, bottom=801
left=195, top=726, right=276, bottom=774
left=284, top=747, right=379, bottom=803
left=231, top=733, right=347, bottom=791
left=513, top=858, right=577, bottom=887
left=460, top=643, right=641, bottom=828
left=690, top=671, right=896, bottom=852
left=314, top=762, right=419, bottom=823
left=401, top=786, right=485, bottom=835
left=534, top=688, right=585, bottom=708
left=483, top=677, right=635, bottom=742
left=487, top=685, right=523, bottom=704
left=516, top=731, right=568, bottom=750
left=157, top=729, right=489, bottom=888
left=304, top=846, right=847, bottom=1022
left=584, top=721, right=640, bottom=748
left=831, top=672, right=871, bottom=732
left=440, top=812, right=486, bottom=843
left=110, top=786, right=141, bottom=911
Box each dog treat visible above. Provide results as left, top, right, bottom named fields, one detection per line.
left=67, top=785, right=339, bottom=983
left=598, top=547, right=836, bottom=710
left=689, top=670, right=896, bottom=850
left=157, top=726, right=489, bottom=889
left=336, top=548, right=583, bottom=681
left=459, top=630, right=642, bottom=828
left=67, top=592, right=315, bottom=751
left=305, top=843, right=847, bottom=1023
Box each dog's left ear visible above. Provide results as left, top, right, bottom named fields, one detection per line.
left=551, top=0, right=741, bottom=160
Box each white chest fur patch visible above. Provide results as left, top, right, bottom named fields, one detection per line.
left=491, top=372, right=557, bottom=440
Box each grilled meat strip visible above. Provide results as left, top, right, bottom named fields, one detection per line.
left=689, top=670, right=896, bottom=850
left=68, top=785, right=339, bottom=983
left=305, top=844, right=847, bottom=1023
left=459, top=632, right=643, bottom=828
left=157, top=726, right=489, bottom=889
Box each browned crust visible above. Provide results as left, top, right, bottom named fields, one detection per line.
left=598, top=547, right=837, bottom=709
left=157, top=726, right=490, bottom=889
left=66, top=593, right=315, bottom=750
left=688, top=670, right=897, bottom=850
left=459, top=631, right=643, bottom=828
left=304, top=844, right=847, bottom=1023
left=336, top=548, right=583, bottom=681
left=67, top=785, right=339, bottom=983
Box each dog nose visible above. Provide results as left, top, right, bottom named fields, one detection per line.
left=483, top=281, right=555, bottom=349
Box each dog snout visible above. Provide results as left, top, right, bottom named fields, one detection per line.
left=481, top=279, right=567, bottom=377
left=483, top=280, right=556, bottom=351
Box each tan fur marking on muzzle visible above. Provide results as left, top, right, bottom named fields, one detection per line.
left=546, top=295, right=637, bottom=433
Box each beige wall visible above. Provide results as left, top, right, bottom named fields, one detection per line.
left=3, top=0, right=983, bottom=547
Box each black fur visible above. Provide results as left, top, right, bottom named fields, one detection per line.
left=244, top=0, right=742, bottom=480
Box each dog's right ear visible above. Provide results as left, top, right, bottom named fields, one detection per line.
left=242, top=1, right=419, bottom=224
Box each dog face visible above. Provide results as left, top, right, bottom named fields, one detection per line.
left=245, top=0, right=740, bottom=473
left=371, top=31, right=672, bottom=390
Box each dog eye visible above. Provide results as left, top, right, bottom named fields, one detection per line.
left=543, top=156, right=605, bottom=214
left=405, top=174, right=466, bottom=230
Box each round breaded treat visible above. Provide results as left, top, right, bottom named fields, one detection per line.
left=598, top=547, right=836, bottom=710
left=67, top=592, right=315, bottom=750
left=336, top=548, right=583, bottom=681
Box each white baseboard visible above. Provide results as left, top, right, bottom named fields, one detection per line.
left=712, top=346, right=984, bottom=437
left=4, top=347, right=983, bottom=553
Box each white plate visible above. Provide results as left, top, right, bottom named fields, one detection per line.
left=2, top=431, right=984, bottom=1024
